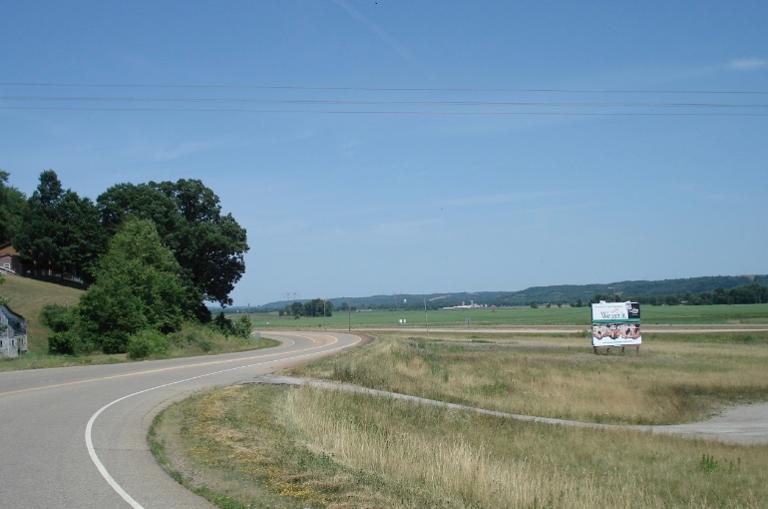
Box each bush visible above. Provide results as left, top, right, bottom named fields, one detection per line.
left=168, top=323, right=219, bottom=353
left=127, top=329, right=169, bottom=359
left=41, top=304, right=77, bottom=333
left=48, top=330, right=92, bottom=355
left=213, top=312, right=235, bottom=336
left=233, top=315, right=253, bottom=338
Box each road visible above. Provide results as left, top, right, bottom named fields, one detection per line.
left=0, top=331, right=361, bottom=509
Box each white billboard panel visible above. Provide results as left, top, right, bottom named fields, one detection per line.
left=591, top=302, right=641, bottom=346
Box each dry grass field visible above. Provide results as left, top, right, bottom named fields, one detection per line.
left=151, top=383, right=768, bottom=509
left=293, top=332, right=768, bottom=424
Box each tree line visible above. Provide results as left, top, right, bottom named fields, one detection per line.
left=591, top=283, right=768, bottom=306
left=278, top=299, right=334, bottom=318
left=1, top=169, right=250, bottom=356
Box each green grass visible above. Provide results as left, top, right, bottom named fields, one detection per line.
left=151, top=384, right=768, bottom=509
left=0, top=273, right=83, bottom=353
left=292, top=332, right=768, bottom=425
left=243, top=303, right=768, bottom=329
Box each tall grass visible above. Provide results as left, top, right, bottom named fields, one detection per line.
left=293, top=333, right=768, bottom=424
left=281, top=387, right=768, bottom=509
left=152, top=384, right=768, bottom=509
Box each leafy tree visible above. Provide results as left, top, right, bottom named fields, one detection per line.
left=0, top=170, right=27, bottom=243
left=15, top=170, right=105, bottom=283
left=300, top=298, right=333, bottom=317
left=79, top=219, right=193, bottom=353
left=289, top=301, right=304, bottom=318
left=97, top=179, right=248, bottom=313
left=14, top=170, right=64, bottom=275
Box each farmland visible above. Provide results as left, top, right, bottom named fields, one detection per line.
left=243, top=302, right=768, bottom=329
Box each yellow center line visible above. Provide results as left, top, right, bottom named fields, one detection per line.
left=0, top=332, right=339, bottom=399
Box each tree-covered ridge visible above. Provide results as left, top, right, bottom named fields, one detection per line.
left=255, top=275, right=768, bottom=311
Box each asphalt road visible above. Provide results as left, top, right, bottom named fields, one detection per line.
left=0, top=331, right=361, bottom=509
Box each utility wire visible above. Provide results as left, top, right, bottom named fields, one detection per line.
left=2, top=106, right=767, bottom=117
left=0, top=81, right=767, bottom=95
left=1, top=96, right=766, bottom=108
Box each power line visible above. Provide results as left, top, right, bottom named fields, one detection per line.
left=1, top=96, right=766, bottom=108
left=1, top=106, right=767, bottom=117
left=1, top=81, right=767, bottom=95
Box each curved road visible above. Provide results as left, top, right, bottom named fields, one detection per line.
left=0, top=331, right=361, bottom=509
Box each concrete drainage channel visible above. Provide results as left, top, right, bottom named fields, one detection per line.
left=247, top=374, right=768, bottom=445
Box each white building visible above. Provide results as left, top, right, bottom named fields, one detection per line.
left=0, top=305, right=28, bottom=359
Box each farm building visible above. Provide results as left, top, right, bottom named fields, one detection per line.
left=0, top=242, right=24, bottom=275
left=0, top=305, right=28, bottom=359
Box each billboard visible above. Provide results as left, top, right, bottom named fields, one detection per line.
left=591, top=301, right=641, bottom=346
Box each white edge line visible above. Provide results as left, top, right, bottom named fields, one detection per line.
left=85, top=332, right=360, bottom=509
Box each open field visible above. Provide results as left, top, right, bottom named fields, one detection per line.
left=243, top=303, right=768, bottom=329
left=293, top=332, right=768, bottom=425
left=0, top=273, right=83, bottom=353
left=152, top=383, right=768, bottom=509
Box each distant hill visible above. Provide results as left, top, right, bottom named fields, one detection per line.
left=0, top=274, right=83, bottom=353
left=251, top=274, right=768, bottom=311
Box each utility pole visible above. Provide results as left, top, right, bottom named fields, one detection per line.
left=424, top=297, right=429, bottom=337
left=348, top=305, right=351, bottom=332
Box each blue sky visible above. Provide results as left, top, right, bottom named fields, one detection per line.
left=1, top=1, right=766, bottom=305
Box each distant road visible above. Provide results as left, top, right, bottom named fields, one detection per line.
left=343, top=325, right=768, bottom=334
left=0, top=331, right=361, bottom=509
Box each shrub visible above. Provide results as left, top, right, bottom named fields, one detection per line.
left=41, top=304, right=77, bottom=333
left=48, top=330, right=92, bottom=355
left=213, top=312, right=235, bottom=336
left=233, top=315, right=253, bottom=338
left=127, top=329, right=169, bottom=359
left=168, top=323, right=220, bottom=353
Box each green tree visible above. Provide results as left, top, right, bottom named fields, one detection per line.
left=15, top=170, right=106, bottom=283
left=97, top=179, right=248, bottom=314
left=0, top=170, right=27, bottom=243
left=14, top=170, right=64, bottom=275
left=79, top=219, right=193, bottom=353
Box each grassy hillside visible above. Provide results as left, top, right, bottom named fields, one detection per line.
left=0, top=274, right=83, bottom=353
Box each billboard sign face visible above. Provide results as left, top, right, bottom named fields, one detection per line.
left=591, top=301, right=641, bottom=346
